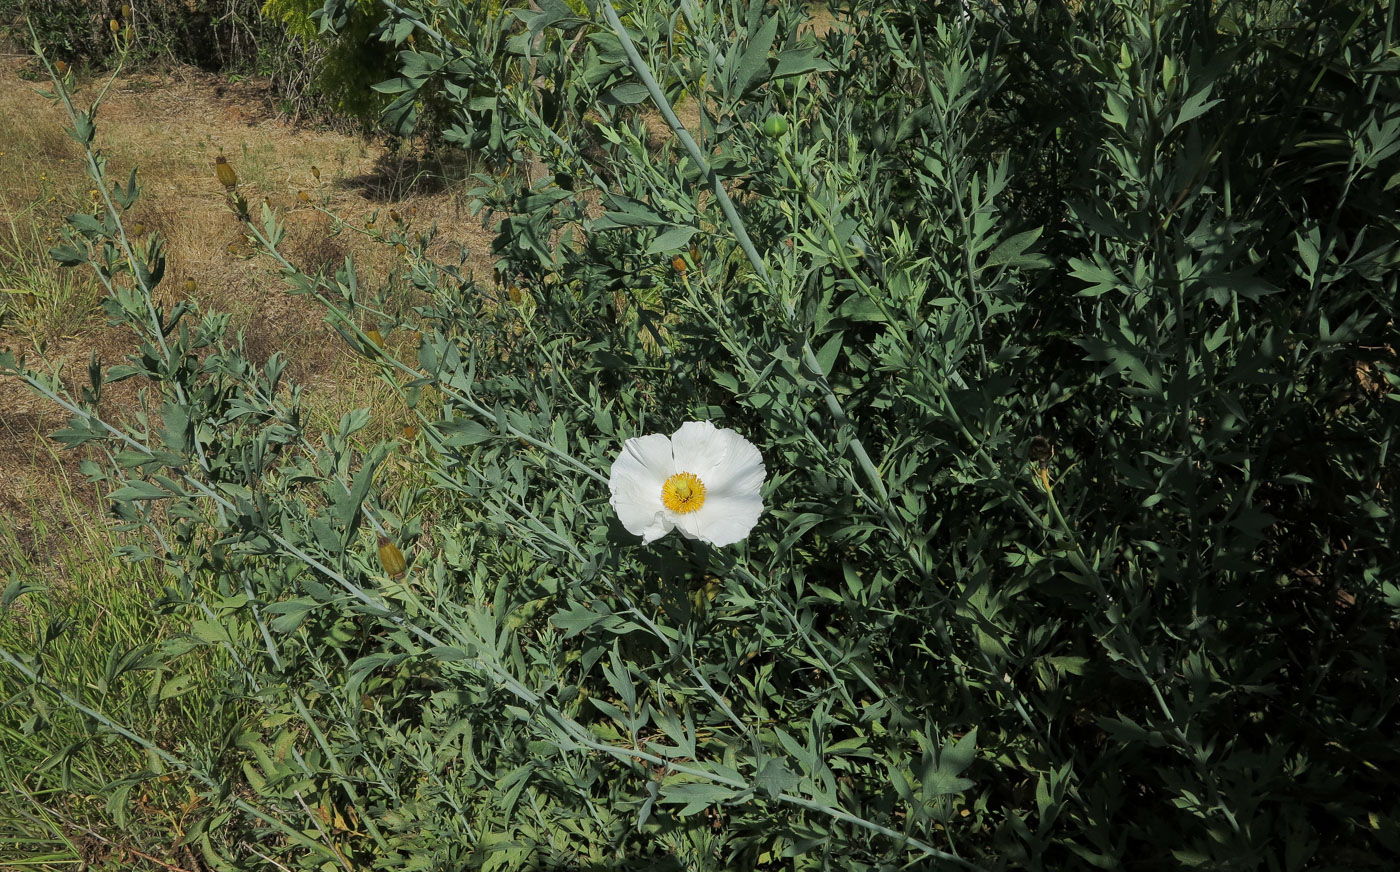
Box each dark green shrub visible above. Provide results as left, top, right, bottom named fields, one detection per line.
left=5, top=0, right=1397, bottom=869
left=10, top=0, right=269, bottom=71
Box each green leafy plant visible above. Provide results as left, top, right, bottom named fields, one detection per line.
left=3, top=0, right=1397, bottom=868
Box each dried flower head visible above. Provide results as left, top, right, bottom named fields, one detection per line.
left=1029, top=435, right=1054, bottom=463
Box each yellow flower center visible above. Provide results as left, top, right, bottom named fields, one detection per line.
left=661, top=471, right=706, bottom=514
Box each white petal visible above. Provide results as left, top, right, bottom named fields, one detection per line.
left=674, top=490, right=764, bottom=547
left=668, top=423, right=764, bottom=546
left=609, top=433, right=675, bottom=542
left=637, top=512, right=675, bottom=544
left=672, top=422, right=765, bottom=502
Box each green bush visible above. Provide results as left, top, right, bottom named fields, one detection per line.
left=259, top=0, right=399, bottom=123
left=2, top=0, right=335, bottom=123
left=8, top=0, right=265, bottom=72
left=4, top=0, right=1398, bottom=868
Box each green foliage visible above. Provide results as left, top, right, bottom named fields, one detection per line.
left=259, top=0, right=398, bottom=122
left=4, top=0, right=1399, bottom=869
left=11, top=0, right=274, bottom=73
left=0, top=482, right=252, bottom=866
left=0, top=197, right=103, bottom=345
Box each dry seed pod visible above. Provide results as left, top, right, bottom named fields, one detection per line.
left=109, top=18, right=120, bottom=33
left=311, top=165, right=320, bottom=181
left=395, top=242, right=407, bottom=255
left=298, top=190, right=310, bottom=202
left=365, top=328, right=384, bottom=348
left=377, top=536, right=407, bottom=578
left=184, top=277, right=197, bottom=293
left=672, top=255, right=687, bottom=274
left=389, top=209, right=401, bottom=223
left=401, top=424, right=417, bottom=439
left=214, top=156, right=237, bottom=189
left=130, top=222, right=145, bottom=235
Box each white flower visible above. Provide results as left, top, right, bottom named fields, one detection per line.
left=609, top=421, right=765, bottom=546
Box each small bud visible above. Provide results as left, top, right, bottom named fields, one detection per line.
left=365, top=220, right=376, bottom=230
left=121, top=4, right=130, bottom=17
left=395, top=242, right=407, bottom=255
left=310, top=165, right=320, bottom=180
left=377, top=536, right=407, bottom=577
left=109, top=18, right=121, bottom=33
left=130, top=222, right=145, bottom=235
left=365, top=328, right=384, bottom=348
left=508, top=284, right=523, bottom=304
left=214, top=155, right=237, bottom=189
left=184, top=277, right=197, bottom=293
left=298, top=190, right=310, bottom=202
left=389, top=209, right=401, bottom=223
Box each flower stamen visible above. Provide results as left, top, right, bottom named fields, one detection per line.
left=662, top=471, right=706, bottom=514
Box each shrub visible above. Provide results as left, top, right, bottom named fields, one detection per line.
left=258, top=0, right=398, bottom=123
left=4, top=0, right=1398, bottom=868
left=9, top=0, right=268, bottom=72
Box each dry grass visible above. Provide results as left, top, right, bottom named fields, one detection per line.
left=0, top=51, right=499, bottom=566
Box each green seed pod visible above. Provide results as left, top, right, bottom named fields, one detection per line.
left=214, top=156, right=237, bottom=189
left=377, top=536, right=406, bottom=577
